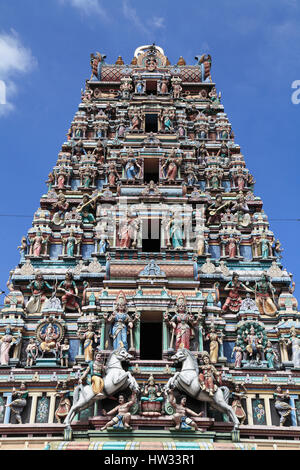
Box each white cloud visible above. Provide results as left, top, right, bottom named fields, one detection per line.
left=122, top=0, right=150, bottom=35
left=0, top=30, right=37, bottom=117
left=59, top=0, right=108, bottom=20
left=150, top=16, right=165, bottom=29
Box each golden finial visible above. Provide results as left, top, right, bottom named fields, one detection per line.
left=131, top=57, right=137, bottom=65
left=115, top=56, right=124, bottom=65
left=177, top=56, right=186, bottom=66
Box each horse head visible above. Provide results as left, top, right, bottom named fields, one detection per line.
left=115, top=347, right=133, bottom=363
left=171, top=348, right=188, bottom=363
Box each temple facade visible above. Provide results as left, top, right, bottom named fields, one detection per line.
left=1, top=44, right=300, bottom=451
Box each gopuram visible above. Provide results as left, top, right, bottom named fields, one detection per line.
left=0, top=44, right=299, bottom=451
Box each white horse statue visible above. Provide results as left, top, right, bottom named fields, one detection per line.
left=164, top=348, right=239, bottom=429
left=65, top=348, right=139, bottom=426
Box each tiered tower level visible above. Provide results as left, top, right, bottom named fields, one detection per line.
left=1, top=45, right=300, bottom=450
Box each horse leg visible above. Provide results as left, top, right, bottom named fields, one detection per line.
left=212, top=393, right=239, bottom=429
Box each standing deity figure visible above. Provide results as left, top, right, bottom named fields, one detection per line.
left=285, top=327, right=300, bottom=367
left=159, top=77, right=169, bottom=94
left=31, top=230, right=47, bottom=257
left=273, top=239, right=283, bottom=261
left=105, top=292, right=137, bottom=351
left=140, top=375, right=164, bottom=416
left=254, top=273, right=277, bottom=317
left=242, top=326, right=264, bottom=362
left=222, top=273, right=252, bottom=314
left=172, top=82, right=182, bottom=99
left=231, top=384, right=247, bottom=425
left=46, top=172, right=55, bottom=192
left=78, top=323, right=101, bottom=362
left=198, top=353, right=222, bottom=396
left=25, top=338, right=38, bottom=367
left=166, top=212, right=184, bottom=250
left=205, top=326, right=222, bottom=364
left=52, top=194, right=69, bottom=226
left=273, top=386, right=294, bottom=426
left=225, top=235, right=239, bottom=259
left=185, top=166, right=198, bottom=186
left=59, top=338, right=70, bottom=367
left=17, top=236, right=28, bottom=262
left=107, top=162, right=119, bottom=186
left=0, top=328, right=21, bottom=366
left=216, top=143, right=230, bottom=162
left=119, top=214, right=140, bottom=249
left=135, top=76, right=145, bottom=94
left=101, top=392, right=137, bottom=431
left=5, top=383, right=28, bottom=424
left=58, top=272, right=81, bottom=314
left=80, top=351, right=106, bottom=397
left=26, top=272, right=54, bottom=314
left=164, top=294, right=198, bottom=350
left=231, top=342, right=243, bottom=368
left=130, top=109, right=143, bottom=131
left=65, top=231, right=78, bottom=257
left=55, top=382, right=71, bottom=424
left=122, top=152, right=142, bottom=182
left=265, top=340, right=278, bottom=369
left=161, top=151, right=182, bottom=182
left=166, top=387, right=203, bottom=431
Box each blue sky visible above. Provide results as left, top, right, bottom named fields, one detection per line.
left=0, top=0, right=299, bottom=299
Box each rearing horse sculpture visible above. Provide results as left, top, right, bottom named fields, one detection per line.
left=164, top=348, right=239, bottom=429
left=65, top=347, right=139, bottom=426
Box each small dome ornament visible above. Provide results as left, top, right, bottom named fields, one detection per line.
left=177, top=56, right=186, bottom=66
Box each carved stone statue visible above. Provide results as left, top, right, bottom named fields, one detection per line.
left=140, top=375, right=164, bottom=416
left=55, top=382, right=71, bottom=424
left=25, top=338, right=38, bottom=367
left=78, top=323, right=101, bottom=362
left=26, top=272, right=54, bottom=314
left=222, top=273, right=253, bottom=314
left=205, top=325, right=222, bottom=364
left=164, top=293, right=198, bottom=350
left=104, top=292, right=137, bottom=351
left=231, top=383, right=247, bottom=425
left=0, top=328, right=21, bottom=366
left=198, top=353, right=222, bottom=396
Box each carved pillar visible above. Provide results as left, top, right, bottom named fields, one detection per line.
left=260, top=394, right=273, bottom=426
left=48, top=393, right=56, bottom=424
left=289, top=395, right=298, bottom=427
left=30, top=392, right=43, bottom=424
left=3, top=393, right=12, bottom=424
left=134, top=311, right=141, bottom=355
left=99, top=318, right=106, bottom=350
left=245, top=393, right=256, bottom=426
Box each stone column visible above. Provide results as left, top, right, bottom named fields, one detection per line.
left=289, top=394, right=298, bottom=427
left=245, top=393, right=256, bottom=426
left=30, top=392, right=43, bottom=424
left=48, top=393, right=56, bottom=424
left=260, top=393, right=273, bottom=426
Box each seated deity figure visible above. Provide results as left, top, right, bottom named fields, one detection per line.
left=222, top=273, right=252, bottom=314
left=140, top=375, right=164, bottom=416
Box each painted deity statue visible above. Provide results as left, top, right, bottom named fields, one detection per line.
left=105, top=292, right=136, bottom=351
left=231, top=384, right=247, bottom=425
left=101, top=392, right=137, bottom=431
left=26, top=338, right=38, bottom=367
left=254, top=273, right=277, bottom=317
left=231, top=343, right=243, bottom=368
left=77, top=195, right=96, bottom=224
left=285, top=327, right=300, bottom=368
left=119, top=214, right=140, bottom=249
left=242, top=326, right=264, bottom=362
left=65, top=231, right=78, bottom=257
left=140, top=375, right=164, bottom=416
left=273, top=386, right=293, bottom=426
left=59, top=338, right=70, bottom=367
left=58, top=272, right=81, bottom=314
left=166, top=387, right=203, bottom=431
left=39, top=322, right=60, bottom=356
left=161, top=151, right=182, bottom=183
left=205, top=326, right=222, bottom=364
left=26, top=272, right=53, bottom=314
left=165, top=293, right=198, bottom=351
left=31, top=230, right=47, bottom=257
left=55, top=382, right=71, bottom=424
left=167, top=212, right=184, bottom=250
left=52, top=194, right=69, bottom=226
left=0, top=328, right=21, bottom=366
left=198, top=353, right=222, bottom=397
left=265, top=340, right=278, bottom=369
left=222, top=273, right=253, bottom=314
left=5, top=383, right=28, bottom=424
left=122, top=151, right=142, bottom=182
left=78, top=323, right=101, bottom=362
left=80, top=351, right=106, bottom=397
